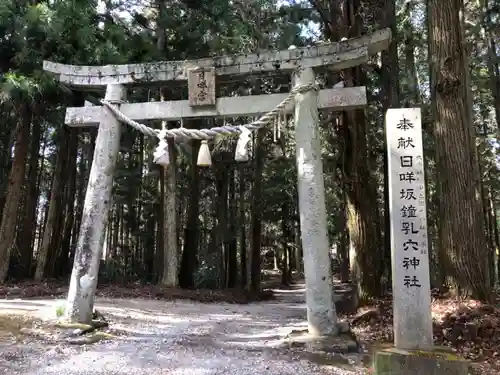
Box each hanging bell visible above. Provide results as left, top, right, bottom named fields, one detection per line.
left=235, top=128, right=251, bottom=162
left=153, top=139, right=170, bottom=167
left=197, top=140, right=212, bottom=166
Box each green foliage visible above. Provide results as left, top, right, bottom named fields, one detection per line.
left=55, top=304, right=65, bottom=317
left=1, top=72, right=41, bottom=103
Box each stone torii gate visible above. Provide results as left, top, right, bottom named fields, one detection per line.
left=43, top=28, right=391, bottom=334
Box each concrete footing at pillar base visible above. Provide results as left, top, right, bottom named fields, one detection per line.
left=284, top=322, right=359, bottom=353
left=373, top=347, right=470, bottom=375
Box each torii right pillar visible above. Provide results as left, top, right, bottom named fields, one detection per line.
left=293, top=67, right=337, bottom=337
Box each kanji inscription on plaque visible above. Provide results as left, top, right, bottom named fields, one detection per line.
left=188, top=68, right=216, bottom=107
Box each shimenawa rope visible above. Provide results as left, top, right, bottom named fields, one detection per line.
left=99, top=83, right=317, bottom=140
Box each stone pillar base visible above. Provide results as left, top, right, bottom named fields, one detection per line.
left=284, top=323, right=359, bottom=353
left=373, top=347, right=469, bottom=375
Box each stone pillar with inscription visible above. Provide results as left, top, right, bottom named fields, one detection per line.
left=386, top=108, right=433, bottom=351
left=373, top=107, right=470, bottom=375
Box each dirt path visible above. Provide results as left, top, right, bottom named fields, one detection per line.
left=0, top=286, right=369, bottom=375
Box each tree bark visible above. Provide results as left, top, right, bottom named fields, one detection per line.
left=341, top=0, right=383, bottom=299
left=179, top=137, right=201, bottom=288
left=215, top=164, right=229, bottom=288
left=239, top=164, right=247, bottom=288
left=161, top=138, right=179, bottom=287
left=35, top=127, right=70, bottom=281
left=18, top=115, right=42, bottom=279
left=250, top=129, right=265, bottom=292
left=483, top=0, right=500, bottom=132
left=428, top=0, right=491, bottom=301
left=0, top=104, right=30, bottom=282
left=156, top=0, right=179, bottom=287
left=281, top=200, right=291, bottom=285
left=380, top=0, right=400, bottom=291
left=227, top=165, right=237, bottom=288
left=0, top=116, right=16, bottom=219
left=58, top=128, right=79, bottom=278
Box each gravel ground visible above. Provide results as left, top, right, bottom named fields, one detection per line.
left=0, top=286, right=369, bottom=375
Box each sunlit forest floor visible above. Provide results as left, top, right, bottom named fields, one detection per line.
left=0, top=276, right=498, bottom=374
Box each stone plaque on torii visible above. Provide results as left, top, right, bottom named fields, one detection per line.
left=188, top=67, right=216, bottom=106
left=43, top=28, right=391, bottom=333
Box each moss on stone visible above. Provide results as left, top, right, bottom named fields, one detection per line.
left=373, top=347, right=469, bottom=375
left=406, top=348, right=460, bottom=361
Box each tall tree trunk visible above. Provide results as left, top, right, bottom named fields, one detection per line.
left=401, top=1, right=422, bottom=107
left=483, top=0, right=500, bottom=132
left=215, top=164, right=229, bottom=288
left=340, top=0, right=383, bottom=299
left=156, top=2, right=179, bottom=286
left=239, top=165, right=247, bottom=288
left=491, top=192, right=500, bottom=284
left=156, top=173, right=165, bottom=283
left=227, top=165, right=237, bottom=288
left=486, top=186, right=498, bottom=285
left=250, top=129, right=265, bottom=292
left=294, top=208, right=302, bottom=273
left=428, top=0, right=491, bottom=301
left=0, top=118, right=15, bottom=219
left=35, top=127, right=69, bottom=281
left=338, top=189, right=349, bottom=283
left=179, top=138, right=201, bottom=288
left=48, top=129, right=78, bottom=279
left=18, top=116, right=42, bottom=279
left=59, top=128, right=79, bottom=278
left=380, top=0, right=400, bottom=290
left=281, top=200, right=291, bottom=285
left=161, top=138, right=179, bottom=286
left=0, top=104, right=31, bottom=282
left=310, top=0, right=384, bottom=298
left=343, top=106, right=383, bottom=299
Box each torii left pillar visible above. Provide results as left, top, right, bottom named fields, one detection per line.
left=65, top=84, right=125, bottom=324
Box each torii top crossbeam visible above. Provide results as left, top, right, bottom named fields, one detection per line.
left=43, top=28, right=391, bottom=87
